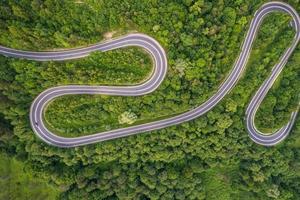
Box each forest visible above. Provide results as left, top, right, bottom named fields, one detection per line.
left=0, top=0, right=300, bottom=199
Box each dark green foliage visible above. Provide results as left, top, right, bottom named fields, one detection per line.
left=0, top=0, right=299, bottom=199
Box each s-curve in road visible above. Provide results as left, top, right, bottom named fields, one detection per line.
left=245, top=2, right=300, bottom=146
left=0, top=2, right=299, bottom=147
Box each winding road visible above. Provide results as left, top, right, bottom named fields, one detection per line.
left=0, top=2, right=299, bottom=147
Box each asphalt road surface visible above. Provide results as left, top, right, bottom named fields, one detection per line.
left=0, top=2, right=299, bottom=147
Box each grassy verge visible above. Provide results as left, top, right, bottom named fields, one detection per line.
left=0, top=152, right=59, bottom=200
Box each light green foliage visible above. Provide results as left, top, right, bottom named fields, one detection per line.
left=0, top=152, right=59, bottom=200
left=118, top=111, right=138, bottom=125
left=266, top=185, right=281, bottom=199
left=0, top=0, right=300, bottom=199
left=223, top=7, right=237, bottom=26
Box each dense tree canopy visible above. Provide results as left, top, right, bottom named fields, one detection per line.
left=0, top=0, right=299, bottom=199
